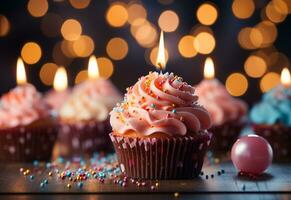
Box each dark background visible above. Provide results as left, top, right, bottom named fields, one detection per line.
left=0, top=0, right=290, bottom=105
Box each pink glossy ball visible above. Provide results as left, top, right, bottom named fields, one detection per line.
left=231, top=134, right=273, bottom=175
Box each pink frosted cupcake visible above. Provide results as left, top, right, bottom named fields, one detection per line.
left=44, top=89, right=71, bottom=115
left=110, top=72, right=212, bottom=179
left=0, top=84, right=58, bottom=162
left=195, top=79, right=248, bottom=153
left=57, top=79, right=122, bottom=157
left=44, top=67, right=71, bottom=115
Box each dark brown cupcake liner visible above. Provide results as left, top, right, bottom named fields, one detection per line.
left=209, top=119, right=246, bottom=154
left=0, top=122, right=57, bottom=162
left=110, top=131, right=212, bottom=180
left=252, top=124, right=291, bottom=162
left=57, top=119, right=113, bottom=158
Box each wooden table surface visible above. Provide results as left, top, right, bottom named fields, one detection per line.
left=0, top=161, right=290, bottom=200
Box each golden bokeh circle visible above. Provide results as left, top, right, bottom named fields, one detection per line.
left=0, top=15, right=10, bottom=37
left=178, top=35, right=197, bottom=58
left=39, top=63, right=58, bottom=86
left=27, top=0, right=48, bottom=17
left=21, top=42, right=42, bottom=64
left=260, top=72, right=280, bottom=92
left=158, top=10, right=179, bottom=32
left=127, top=3, right=147, bottom=26
left=75, top=70, right=88, bottom=84
left=255, top=21, right=277, bottom=47
left=61, top=19, right=82, bottom=41
left=106, top=3, right=128, bottom=27
left=69, top=0, right=91, bottom=9
left=97, top=57, right=114, bottom=79
left=244, top=55, right=267, bottom=78
left=134, top=21, right=158, bottom=48
left=73, top=35, right=95, bottom=57
left=106, top=37, right=128, bottom=60
left=196, top=3, right=218, bottom=25
left=194, top=32, right=216, bottom=54
left=226, top=73, right=248, bottom=96
left=232, top=0, right=255, bottom=19
left=265, top=0, right=288, bottom=23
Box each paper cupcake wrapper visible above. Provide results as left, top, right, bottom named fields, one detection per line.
left=110, top=132, right=212, bottom=180
left=209, top=120, right=245, bottom=154
left=252, top=124, right=291, bottom=162
left=57, top=120, right=113, bottom=157
left=0, top=124, right=57, bottom=162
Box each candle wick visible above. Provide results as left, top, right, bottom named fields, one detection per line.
left=157, top=62, right=164, bottom=74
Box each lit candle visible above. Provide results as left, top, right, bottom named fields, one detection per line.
left=156, top=31, right=166, bottom=72
left=53, top=67, right=68, bottom=92
left=88, top=55, right=100, bottom=80
left=280, top=67, right=291, bottom=87
left=203, top=57, right=215, bottom=80
left=16, top=58, right=27, bottom=85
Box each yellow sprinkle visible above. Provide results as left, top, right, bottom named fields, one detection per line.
left=48, top=172, right=53, bottom=176
left=67, top=183, right=72, bottom=189
left=174, top=192, right=179, bottom=197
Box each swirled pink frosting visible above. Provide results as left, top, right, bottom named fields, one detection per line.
left=0, top=84, right=51, bottom=129
left=110, top=72, right=212, bottom=137
left=195, top=79, right=247, bottom=126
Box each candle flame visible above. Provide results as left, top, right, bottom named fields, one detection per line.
left=16, top=58, right=27, bottom=85
left=281, top=67, right=291, bottom=86
left=204, top=57, right=215, bottom=79
left=88, top=55, right=99, bottom=79
left=156, top=31, right=166, bottom=71
left=53, top=67, right=68, bottom=91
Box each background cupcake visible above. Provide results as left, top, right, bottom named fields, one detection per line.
left=57, top=57, right=122, bottom=157
left=195, top=58, right=248, bottom=154
left=0, top=59, right=57, bottom=162
left=250, top=68, right=291, bottom=161
left=44, top=67, right=71, bottom=115
left=110, top=72, right=212, bottom=179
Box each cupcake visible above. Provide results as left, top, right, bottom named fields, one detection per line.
left=57, top=78, right=122, bottom=157
left=195, top=79, right=248, bottom=153
left=44, top=67, right=70, bottom=115
left=44, top=89, right=70, bottom=114
left=250, top=84, right=291, bottom=161
left=110, top=72, right=212, bottom=179
left=0, top=84, right=58, bottom=162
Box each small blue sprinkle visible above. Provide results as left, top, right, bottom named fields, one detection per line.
left=150, top=104, right=156, bottom=108
left=172, top=109, right=177, bottom=114
left=43, top=179, right=48, bottom=184
left=29, top=175, right=34, bottom=180
left=98, top=172, right=105, bottom=178
left=66, top=171, right=72, bottom=177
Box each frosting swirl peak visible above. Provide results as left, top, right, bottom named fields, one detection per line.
left=110, top=72, right=212, bottom=136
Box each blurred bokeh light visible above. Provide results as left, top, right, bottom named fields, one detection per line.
left=0, top=0, right=290, bottom=105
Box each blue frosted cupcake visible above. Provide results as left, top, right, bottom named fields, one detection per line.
left=250, top=85, right=291, bottom=161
